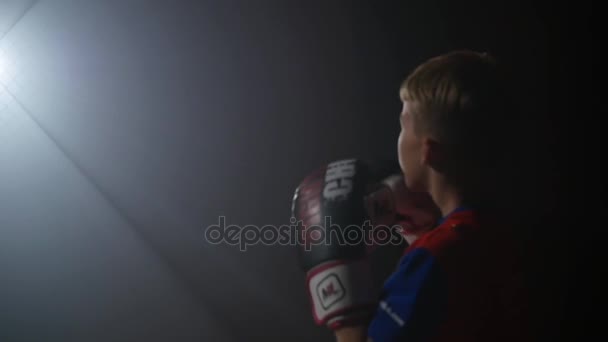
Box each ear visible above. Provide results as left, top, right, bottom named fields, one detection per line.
left=421, top=137, right=442, bottom=168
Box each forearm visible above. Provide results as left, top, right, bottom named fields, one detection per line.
left=334, top=326, right=371, bottom=342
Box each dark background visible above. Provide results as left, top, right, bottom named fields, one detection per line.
left=0, top=0, right=591, bottom=341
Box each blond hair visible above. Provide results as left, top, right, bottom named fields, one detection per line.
left=400, top=50, right=511, bottom=165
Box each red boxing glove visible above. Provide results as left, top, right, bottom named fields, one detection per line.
left=292, top=159, right=439, bottom=330
left=292, top=159, right=399, bottom=329
left=364, top=174, right=439, bottom=246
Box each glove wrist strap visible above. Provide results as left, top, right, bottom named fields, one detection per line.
left=306, top=259, right=376, bottom=327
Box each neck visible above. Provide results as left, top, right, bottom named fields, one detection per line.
left=427, top=172, right=464, bottom=217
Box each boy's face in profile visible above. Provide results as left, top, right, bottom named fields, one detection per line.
left=398, top=100, right=426, bottom=193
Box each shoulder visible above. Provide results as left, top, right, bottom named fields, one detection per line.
left=406, top=221, right=466, bottom=255
left=403, top=210, right=488, bottom=262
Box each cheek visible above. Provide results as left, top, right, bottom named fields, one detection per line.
left=399, top=133, right=425, bottom=189
left=398, top=130, right=415, bottom=161
left=397, top=131, right=407, bottom=170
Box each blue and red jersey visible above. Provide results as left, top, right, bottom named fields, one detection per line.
left=368, top=207, right=531, bottom=341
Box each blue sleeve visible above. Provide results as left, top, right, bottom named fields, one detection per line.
left=367, top=248, right=448, bottom=342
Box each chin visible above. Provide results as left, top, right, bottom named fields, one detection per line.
left=404, top=177, right=422, bottom=192
left=410, top=173, right=431, bottom=193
